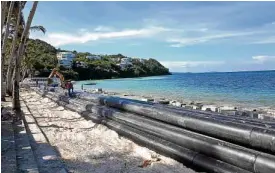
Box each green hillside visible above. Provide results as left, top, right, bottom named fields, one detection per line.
left=6, top=39, right=171, bottom=80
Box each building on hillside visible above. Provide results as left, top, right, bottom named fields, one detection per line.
left=75, top=61, right=88, bottom=68
left=57, top=52, right=76, bottom=68
left=120, top=58, right=132, bottom=64
left=138, top=58, right=145, bottom=63
left=110, top=57, right=120, bottom=63
left=86, top=55, right=101, bottom=60
left=116, top=58, right=133, bottom=70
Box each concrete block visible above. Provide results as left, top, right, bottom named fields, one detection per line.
left=175, top=102, right=182, bottom=107
left=95, top=88, right=103, bottom=92
left=141, top=98, right=154, bottom=102
left=202, top=105, right=218, bottom=112
left=218, top=106, right=237, bottom=113
left=191, top=105, right=200, bottom=110
left=184, top=105, right=193, bottom=109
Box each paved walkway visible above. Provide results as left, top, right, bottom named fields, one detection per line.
left=1, top=97, right=16, bottom=173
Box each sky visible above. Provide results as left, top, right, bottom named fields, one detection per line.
left=24, top=1, right=275, bottom=72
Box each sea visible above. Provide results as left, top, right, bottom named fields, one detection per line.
left=74, top=70, right=275, bottom=108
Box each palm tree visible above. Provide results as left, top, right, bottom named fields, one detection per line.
left=6, top=24, right=46, bottom=95
left=6, top=1, right=23, bottom=96
left=12, top=1, right=39, bottom=110
left=4, top=1, right=45, bottom=95
left=1, top=1, right=8, bottom=33
left=1, top=1, right=14, bottom=101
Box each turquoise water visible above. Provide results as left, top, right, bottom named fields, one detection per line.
left=75, top=70, right=275, bottom=107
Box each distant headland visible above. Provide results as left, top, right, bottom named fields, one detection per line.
left=4, top=39, right=171, bottom=80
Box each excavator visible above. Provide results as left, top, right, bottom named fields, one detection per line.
left=47, top=68, right=66, bottom=88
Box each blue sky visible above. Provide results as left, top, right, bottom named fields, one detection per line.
left=24, top=1, right=275, bottom=72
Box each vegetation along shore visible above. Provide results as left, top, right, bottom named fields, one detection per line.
left=3, top=39, right=171, bottom=81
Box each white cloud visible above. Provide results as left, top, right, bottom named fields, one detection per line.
left=160, top=59, right=275, bottom=72
left=252, top=55, right=275, bottom=63
left=33, top=26, right=168, bottom=46
left=199, top=28, right=208, bottom=32
left=252, top=36, right=275, bottom=44
left=167, top=31, right=259, bottom=47
left=160, top=61, right=224, bottom=69
left=78, top=28, right=88, bottom=33
left=94, top=26, right=113, bottom=32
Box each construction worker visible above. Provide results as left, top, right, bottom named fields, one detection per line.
left=65, top=81, right=71, bottom=96
left=68, top=80, right=74, bottom=97
left=71, top=82, right=74, bottom=93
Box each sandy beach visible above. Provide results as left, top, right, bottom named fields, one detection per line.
left=20, top=89, right=197, bottom=173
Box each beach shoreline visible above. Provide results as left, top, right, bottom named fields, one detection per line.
left=80, top=88, right=275, bottom=120
left=75, top=70, right=275, bottom=110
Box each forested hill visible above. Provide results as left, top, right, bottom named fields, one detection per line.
left=9, top=39, right=171, bottom=80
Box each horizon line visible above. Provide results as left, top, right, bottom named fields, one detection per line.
left=170, top=69, right=275, bottom=74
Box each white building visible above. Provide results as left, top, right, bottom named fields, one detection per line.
left=120, top=58, right=132, bottom=64
left=117, top=58, right=133, bottom=70
left=57, top=52, right=76, bottom=68
left=110, top=57, right=120, bottom=63
left=138, top=58, right=145, bottom=63
left=75, top=61, right=88, bottom=68
left=86, top=55, right=101, bottom=60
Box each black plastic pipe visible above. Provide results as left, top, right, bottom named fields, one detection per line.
left=41, top=93, right=275, bottom=173
left=157, top=104, right=275, bottom=128
left=42, top=90, right=275, bottom=153
left=85, top=103, right=275, bottom=173
left=89, top=96, right=275, bottom=153
left=81, top=111, right=252, bottom=173
left=69, top=91, right=275, bottom=129
left=70, top=93, right=275, bottom=129
left=38, top=87, right=275, bottom=127
left=79, top=93, right=275, bottom=128
left=34, top=90, right=271, bottom=173
left=38, top=89, right=275, bottom=152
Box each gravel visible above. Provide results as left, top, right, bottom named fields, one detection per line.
left=20, top=90, right=197, bottom=173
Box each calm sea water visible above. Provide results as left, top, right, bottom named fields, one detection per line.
left=75, top=70, right=275, bottom=108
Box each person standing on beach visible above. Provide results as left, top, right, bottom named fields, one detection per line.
left=81, top=84, right=84, bottom=90
left=65, top=81, right=71, bottom=96
left=71, top=82, right=74, bottom=93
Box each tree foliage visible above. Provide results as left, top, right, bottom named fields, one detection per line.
left=7, top=38, right=171, bottom=80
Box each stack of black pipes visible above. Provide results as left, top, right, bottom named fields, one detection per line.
left=35, top=88, right=275, bottom=173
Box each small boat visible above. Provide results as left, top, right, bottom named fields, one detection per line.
left=84, top=83, right=97, bottom=85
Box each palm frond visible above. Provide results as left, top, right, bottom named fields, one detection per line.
left=30, top=25, right=46, bottom=34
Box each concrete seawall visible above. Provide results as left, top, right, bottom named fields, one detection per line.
left=31, top=87, right=275, bottom=173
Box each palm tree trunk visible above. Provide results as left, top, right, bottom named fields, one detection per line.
left=12, top=1, right=38, bottom=110
left=1, top=1, right=8, bottom=33
left=6, top=2, right=22, bottom=96
left=1, top=2, right=14, bottom=101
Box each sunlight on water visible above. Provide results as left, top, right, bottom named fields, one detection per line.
left=75, top=71, right=275, bottom=107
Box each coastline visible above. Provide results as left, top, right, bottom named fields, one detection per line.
left=74, top=73, right=172, bottom=82
left=74, top=70, right=275, bottom=112
left=81, top=88, right=275, bottom=120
